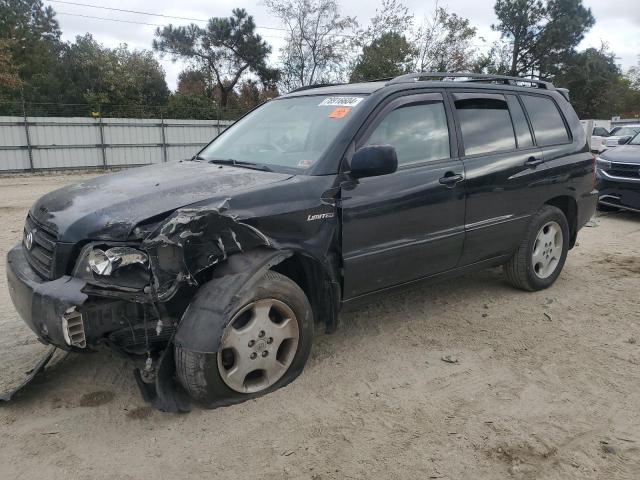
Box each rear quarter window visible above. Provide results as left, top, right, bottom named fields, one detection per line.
left=521, top=95, right=570, bottom=146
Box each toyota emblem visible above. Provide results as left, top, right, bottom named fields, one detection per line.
left=24, top=230, right=34, bottom=250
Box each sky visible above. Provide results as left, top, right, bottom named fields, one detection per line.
left=44, top=0, right=640, bottom=91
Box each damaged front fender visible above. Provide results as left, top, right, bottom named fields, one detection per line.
left=142, top=205, right=272, bottom=300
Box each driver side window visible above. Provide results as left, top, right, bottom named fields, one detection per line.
left=364, top=101, right=450, bottom=166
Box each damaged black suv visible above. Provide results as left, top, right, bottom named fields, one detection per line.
left=7, top=73, right=597, bottom=411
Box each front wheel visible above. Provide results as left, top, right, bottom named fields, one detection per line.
left=504, top=205, right=570, bottom=291
left=176, top=271, right=313, bottom=408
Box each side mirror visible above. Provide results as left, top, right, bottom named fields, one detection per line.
left=350, top=145, right=398, bottom=179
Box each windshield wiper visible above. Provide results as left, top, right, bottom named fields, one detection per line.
left=207, top=158, right=273, bottom=172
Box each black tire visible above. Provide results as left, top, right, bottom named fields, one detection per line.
left=503, top=205, right=570, bottom=292
left=175, top=271, right=313, bottom=408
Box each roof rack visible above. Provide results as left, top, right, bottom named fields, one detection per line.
left=386, top=72, right=555, bottom=90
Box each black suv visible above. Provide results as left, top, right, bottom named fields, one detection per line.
left=6, top=73, right=597, bottom=410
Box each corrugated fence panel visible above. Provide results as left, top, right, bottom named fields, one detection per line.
left=104, top=118, right=163, bottom=145
left=107, top=146, right=163, bottom=166
left=29, top=117, right=101, bottom=146
left=33, top=147, right=102, bottom=169
left=0, top=116, right=234, bottom=171
left=167, top=145, right=201, bottom=162
left=0, top=117, right=30, bottom=170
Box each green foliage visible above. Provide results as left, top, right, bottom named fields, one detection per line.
left=350, top=32, right=415, bottom=82
left=57, top=34, right=169, bottom=116
left=553, top=48, right=621, bottom=118
left=0, top=39, right=22, bottom=100
left=0, top=0, right=63, bottom=102
left=493, top=0, right=594, bottom=77
left=154, top=9, right=276, bottom=108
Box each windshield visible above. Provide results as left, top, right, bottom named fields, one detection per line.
left=610, top=127, right=640, bottom=137
left=197, top=95, right=367, bottom=172
left=630, top=133, right=640, bottom=145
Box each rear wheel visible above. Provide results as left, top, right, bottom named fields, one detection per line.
left=504, top=205, right=569, bottom=291
left=176, top=271, right=313, bottom=407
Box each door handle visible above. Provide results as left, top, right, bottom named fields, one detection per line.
left=439, top=172, right=464, bottom=187
left=525, top=156, right=544, bottom=168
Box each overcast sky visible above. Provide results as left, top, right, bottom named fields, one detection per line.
left=45, top=0, right=640, bottom=91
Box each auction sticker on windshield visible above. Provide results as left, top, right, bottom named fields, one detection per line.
left=318, top=96, right=363, bottom=107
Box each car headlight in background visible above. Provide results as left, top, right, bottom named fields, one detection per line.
left=595, top=156, right=611, bottom=170
left=88, top=247, right=148, bottom=276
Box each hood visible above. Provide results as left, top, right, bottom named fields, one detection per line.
left=30, top=160, right=292, bottom=242
left=600, top=145, right=640, bottom=164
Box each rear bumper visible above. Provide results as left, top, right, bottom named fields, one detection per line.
left=6, top=244, right=88, bottom=349
left=596, top=175, right=640, bottom=212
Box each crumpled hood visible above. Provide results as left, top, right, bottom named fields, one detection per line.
left=601, top=145, right=640, bottom=164
left=30, top=160, right=292, bottom=242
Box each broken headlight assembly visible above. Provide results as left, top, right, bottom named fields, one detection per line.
left=74, top=245, right=151, bottom=290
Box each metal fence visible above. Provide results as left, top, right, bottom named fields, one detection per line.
left=0, top=116, right=234, bottom=172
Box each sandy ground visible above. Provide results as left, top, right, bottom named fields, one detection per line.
left=0, top=172, right=639, bottom=480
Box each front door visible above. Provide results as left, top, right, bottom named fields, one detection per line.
left=341, top=93, right=466, bottom=299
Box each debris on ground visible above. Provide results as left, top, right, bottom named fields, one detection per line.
left=441, top=355, right=459, bottom=364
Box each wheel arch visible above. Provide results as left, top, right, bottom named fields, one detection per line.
left=270, top=251, right=341, bottom=334
left=544, top=195, right=578, bottom=248
left=175, top=247, right=340, bottom=354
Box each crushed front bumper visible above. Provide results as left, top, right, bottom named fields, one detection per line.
left=6, top=244, right=88, bottom=350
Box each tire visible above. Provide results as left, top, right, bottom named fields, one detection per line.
left=175, top=271, right=313, bottom=408
left=503, top=205, right=570, bottom=292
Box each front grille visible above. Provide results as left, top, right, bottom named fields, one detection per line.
left=24, top=214, right=58, bottom=279
left=609, top=162, right=640, bottom=179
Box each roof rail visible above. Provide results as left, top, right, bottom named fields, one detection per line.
left=386, top=72, right=555, bottom=90
left=288, top=83, right=344, bottom=93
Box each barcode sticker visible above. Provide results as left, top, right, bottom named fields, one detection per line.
left=318, top=96, right=363, bottom=107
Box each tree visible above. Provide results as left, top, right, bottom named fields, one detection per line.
left=359, top=0, right=413, bottom=44
left=413, top=6, right=477, bottom=72
left=264, top=0, right=357, bottom=90
left=154, top=9, right=276, bottom=109
left=628, top=57, right=640, bottom=90
left=0, top=39, right=21, bottom=100
left=493, top=0, right=595, bottom=77
left=553, top=47, right=640, bottom=119
left=473, top=41, right=512, bottom=75
left=553, top=47, right=621, bottom=118
left=0, top=0, right=63, bottom=103
left=58, top=34, right=169, bottom=116
left=350, top=32, right=415, bottom=81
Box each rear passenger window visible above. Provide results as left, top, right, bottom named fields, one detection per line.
left=506, top=95, right=533, bottom=148
left=521, top=95, right=570, bottom=146
left=364, top=102, right=450, bottom=166
left=453, top=94, right=516, bottom=156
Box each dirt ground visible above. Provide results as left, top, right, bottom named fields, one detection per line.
left=0, top=172, right=639, bottom=480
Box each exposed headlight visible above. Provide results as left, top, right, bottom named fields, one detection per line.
left=88, top=247, right=148, bottom=276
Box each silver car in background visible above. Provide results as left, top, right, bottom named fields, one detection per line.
left=604, top=125, right=640, bottom=149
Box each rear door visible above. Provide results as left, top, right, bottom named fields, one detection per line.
left=450, top=91, right=545, bottom=266
left=341, top=92, right=466, bottom=299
